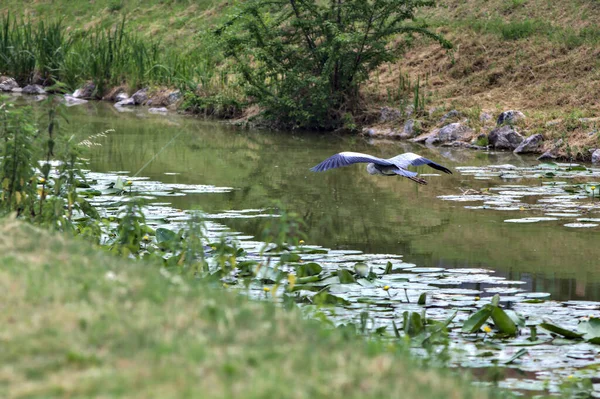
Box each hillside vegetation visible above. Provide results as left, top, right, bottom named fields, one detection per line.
left=1, top=0, right=599, bottom=154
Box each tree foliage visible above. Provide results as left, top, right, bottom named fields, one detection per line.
left=217, top=0, right=450, bottom=130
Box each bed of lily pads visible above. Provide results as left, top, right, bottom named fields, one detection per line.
left=439, top=162, right=600, bottom=229
left=70, top=161, right=600, bottom=398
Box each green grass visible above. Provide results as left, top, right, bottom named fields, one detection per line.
left=0, top=15, right=229, bottom=96
left=0, top=219, right=490, bottom=399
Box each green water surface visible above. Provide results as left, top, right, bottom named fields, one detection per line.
left=58, top=101, right=600, bottom=302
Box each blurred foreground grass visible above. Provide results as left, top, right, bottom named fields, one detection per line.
left=0, top=218, right=490, bottom=399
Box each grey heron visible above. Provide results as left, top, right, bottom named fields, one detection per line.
left=310, top=152, right=452, bottom=185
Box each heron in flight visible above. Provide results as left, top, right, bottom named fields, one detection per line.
left=310, top=152, right=452, bottom=185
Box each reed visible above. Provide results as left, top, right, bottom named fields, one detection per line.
left=0, top=15, right=234, bottom=99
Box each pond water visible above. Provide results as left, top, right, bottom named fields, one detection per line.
left=19, top=97, right=600, bottom=396
left=60, top=101, right=600, bottom=303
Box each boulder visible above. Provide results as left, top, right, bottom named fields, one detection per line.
left=513, top=134, right=544, bottom=154
left=22, top=84, right=46, bottom=95
left=132, top=88, right=148, bottom=105
left=402, top=119, right=416, bottom=137
left=115, top=97, right=135, bottom=107
left=592, top=149, right=600, bottom=164
left=379, top=106, right=402, bottom=123
left=537, top=151, right=557, bottom=161
left=479, top=112, right=492, bottom=123
left=425, top=123, right=474, bottom=145
left=488, top=125, right=523, bottom=150
left=72, top=82, right=96, bottom=99
left=0, top=77, right=19, bottom=92
left=166, top=90, right=182, bottom=106
left=115, top=92, right=129, bottom=102
left=439, top=109, right=460, bottom=123
left=496, top=110, right=526, bottom=126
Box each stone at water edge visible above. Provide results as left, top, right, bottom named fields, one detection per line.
left=115, top=92, right=129, bottom=102
left=537, top=150, right=557, bottom=161
left=0, top=76, right=19, bottom=92
left=403, top=119, right=416, bottom=137
left=132, top=88, right=149, bottom=105
left=496, top=110, right=526, bottom=126
left=488, top=125, right=524, bottom=150
left=592, top=149, right=600, bottom=164
left=72, top=81, right=95, bottom=99
left=425, top=122, right=474, bottom=145
left=21, top=84, right=46, bottom=95
left=166, top=91, right=182, bottom=106
left=115, top=97, right=136, bottom=107
left=514, top=134, right=544, bottom=154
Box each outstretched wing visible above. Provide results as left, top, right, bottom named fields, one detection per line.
left=310, top=152, right=393, bottom=172
left=387, top=153, right=452, bottom=174
left=389, top=167, right=428, bottom=185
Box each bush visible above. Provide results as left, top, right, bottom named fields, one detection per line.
left=216, top=0, right=450, bottom=130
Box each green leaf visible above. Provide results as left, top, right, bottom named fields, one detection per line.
left=504, top=348, right=528, bottom=364
left=295, top=276, right=322, bottom=284
left=403, top=311, right=424, bottom=337
left=443, top=310, right=458, bottom=328
left=296, top=262, right=322, bottom=277
left=462, top=306, right=492, bottom=333
left=491, top=306, right=518, bottom=336
left=280, top=253, right=301, bottom=263
left=505, top=310, right=526, bottom=327
left=539, top=322, right=584, bottom=339
left=392, top=320, right=401, bottom=338
left=384, top=261, right=393, bottom=274
left=417, top=292, right=427, bottom=305
left=491, top=294, right=500, bottom=307
left=337, top=269, right=356, bottom=284
left=577, top=317, right=600, bottom=342
left=313, top=291, right=350, bottom=306
left=156, top=227, right=178, bottom=244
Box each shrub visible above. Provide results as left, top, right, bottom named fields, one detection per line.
left=216, top=0, right=450, bottom=130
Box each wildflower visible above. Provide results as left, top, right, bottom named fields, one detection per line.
left=299, top=239, right=305, bottom=245
left=142, top=235, right=150, bottom=242
left=483, top=325, right=492, bottom=334
left=126, top=180, right=133, bottom=186
left=263, top=287, right=271, bottom=292
left=474, top=296, right=480, bottom=301
left=222, top=283, right=229, bottom=288
left=39, top=177, right=45, bottom=184
left=592, top=186, right=597, bottom=191
left=211, top=246, right=217, bottom=250
left=519, top=206, right=525, bottom=211
left=567, top=375, right=574, bottom=380
left=383, top=285, right=390, bottom=291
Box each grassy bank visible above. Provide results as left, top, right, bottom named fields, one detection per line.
left=1, top=0, right=598, bottom=153
left=0, top=218, right=489, bottom=398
